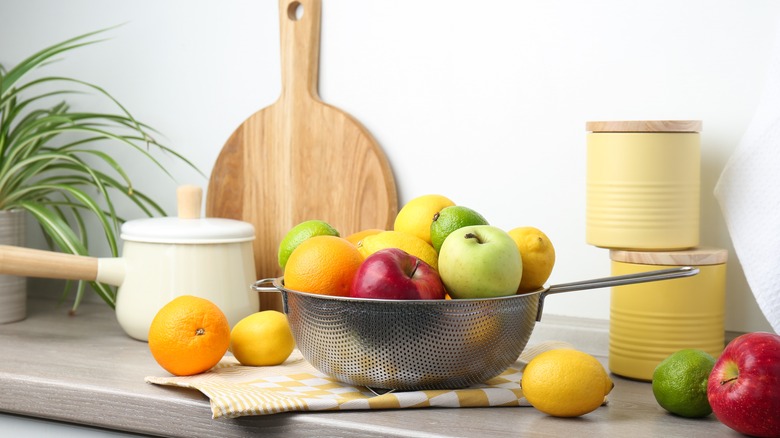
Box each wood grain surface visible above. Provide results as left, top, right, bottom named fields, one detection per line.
left=0, top=245, right=98, bottom=282
left=206, top=0, right=397, bottom=312
left=610, top=247, right=728, bottom=266
left=586, top=120, right=702, bottom=133
left=0, top=296, right=740, bottom=438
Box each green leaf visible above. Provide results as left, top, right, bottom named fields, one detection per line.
left=0, top=26, right=120, bottom=97
left=19, top=200, right=117, bottom=308
left=0, top=27, right=202, bottom=312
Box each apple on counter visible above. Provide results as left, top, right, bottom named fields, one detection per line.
left=707, top=331, right=780, bottom=438
left=350, top=248, right=446, bottom=300
left=438, top=225, right=523, bottom=299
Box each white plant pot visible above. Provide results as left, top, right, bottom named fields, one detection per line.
left=0, top=210, right=27, bottom=324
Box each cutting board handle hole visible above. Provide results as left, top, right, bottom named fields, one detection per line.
left=287, top=1, right=304, bottom=21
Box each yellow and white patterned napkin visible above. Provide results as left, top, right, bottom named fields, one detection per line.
left=145, top=340, right=572, bottom=419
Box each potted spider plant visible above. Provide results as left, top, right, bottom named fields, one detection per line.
left=0, top=27, right=200, bottom=321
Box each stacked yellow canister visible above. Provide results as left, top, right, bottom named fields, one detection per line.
left=586, top=120, right=727, bottom=381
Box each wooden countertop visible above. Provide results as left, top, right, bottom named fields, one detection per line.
left=0, top=296, right=739, bottom=437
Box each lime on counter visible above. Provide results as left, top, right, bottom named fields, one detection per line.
left=652, top=349, right=715, bottom=418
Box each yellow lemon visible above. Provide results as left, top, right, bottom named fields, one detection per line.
left=229, top=311, right=295, bottom=366
left=508, top=226, right=555, bottom=293
left=358, top=230, right=438, bottom=270
left=394, top=194, right=455, bottom=245
left=521, top=348, right=613, bottom=417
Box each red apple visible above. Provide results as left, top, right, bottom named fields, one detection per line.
left=707, top=331, right=780, bottom=438
left=350, top=248, right=446, bottom=300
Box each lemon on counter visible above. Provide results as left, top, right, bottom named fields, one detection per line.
left=521, top=348, right=613, bottom=417
left=230, top=311, right=295, bottom=366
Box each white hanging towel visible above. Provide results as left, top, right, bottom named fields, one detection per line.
left=714, top=23, right=780, bottom=334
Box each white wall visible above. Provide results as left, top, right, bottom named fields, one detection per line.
left=1, top=0, right=777, bottom=333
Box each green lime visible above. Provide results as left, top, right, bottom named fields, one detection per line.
left=652, top=349, right=715, bottom=418
left=430, top=205, right=489, bottom=252
left=277, top=220, right=339, bottom=269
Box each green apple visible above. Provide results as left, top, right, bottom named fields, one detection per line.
left=438, top=225, right=523, bottom=299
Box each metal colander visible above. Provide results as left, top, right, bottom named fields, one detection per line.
left=252, top=266, right=696, bottom=391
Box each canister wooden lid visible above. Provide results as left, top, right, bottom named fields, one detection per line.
left=610, top=247, right=727, bottom=266
left=586, top=120, right=702, bottom=133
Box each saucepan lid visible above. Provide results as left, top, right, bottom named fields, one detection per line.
left=120, top=185, right=255, bottom=244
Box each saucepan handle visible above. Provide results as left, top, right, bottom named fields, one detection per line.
left=0, top=244, right=100, bottom=281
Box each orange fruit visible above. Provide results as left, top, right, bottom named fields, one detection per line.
left=284, top=235, right=364, bottom=296
left=345, top=228, right=384, bottom=246
left=277, top=220, right=340, bottom=270
left=148, top=295, right=231, bottom=376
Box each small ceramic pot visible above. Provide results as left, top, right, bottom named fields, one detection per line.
left=0, top=209, right=27, bottom=324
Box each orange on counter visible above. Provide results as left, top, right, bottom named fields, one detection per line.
left=148, top=295, right=231, bottom=376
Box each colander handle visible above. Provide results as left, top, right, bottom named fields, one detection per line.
left=545, top=266, right=699, bottom=294
left=534, top=266, right=699, bottom=321
left=251, top=278, right=289, bottom=314
left=252, top=278, right=279, bottom=292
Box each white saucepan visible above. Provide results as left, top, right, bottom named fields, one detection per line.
left=0, top=186, right=259, bottom=341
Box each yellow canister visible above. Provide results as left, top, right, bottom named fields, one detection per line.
left=609, top=247, right=727, bottom=381
left=586, top=120, right=701, bottom=250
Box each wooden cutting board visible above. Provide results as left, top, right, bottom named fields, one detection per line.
left=206, top=0, right=398, bottom=312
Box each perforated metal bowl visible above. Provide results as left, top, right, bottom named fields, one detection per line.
left=252, top=267, right=696, bottom=391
